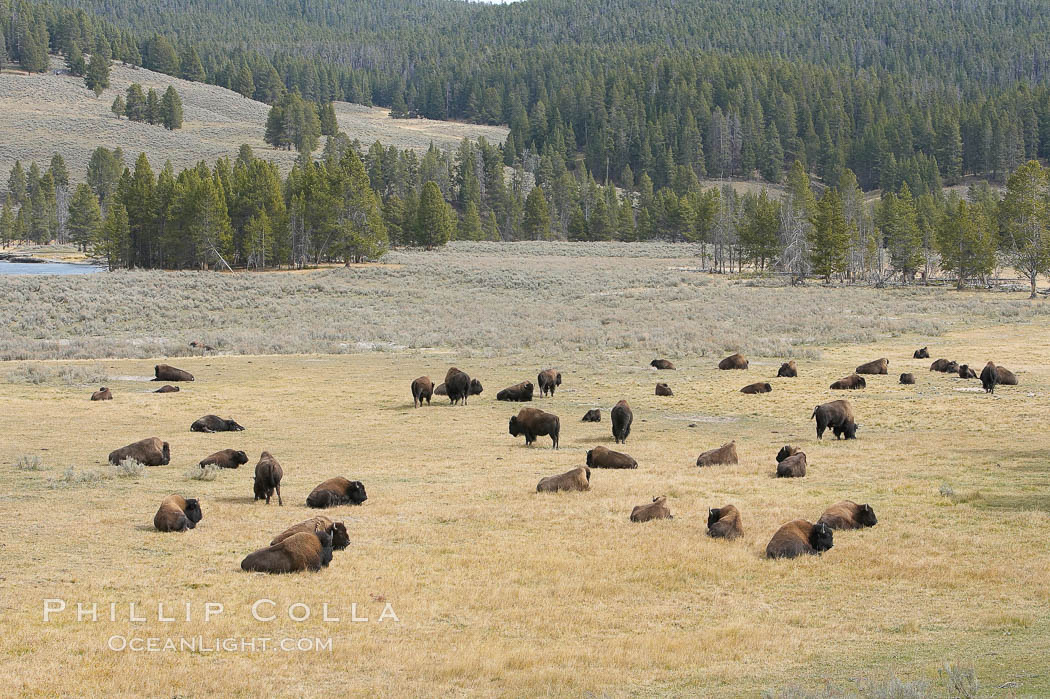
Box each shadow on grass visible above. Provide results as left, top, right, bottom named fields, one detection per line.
left=212, top=496, right=256, bottom=505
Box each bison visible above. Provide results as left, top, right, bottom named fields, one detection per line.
left=109, top=437, right=170, bottom=466
left=444, top=367, right=475, bottom=405
left=497, top=381, right=534, bottom=402
left=154, top=495, right=202, bottom=532
left=830, top=373, right=866, bottom=390
left=536, top=466, right=590, bottom=493
left=241, top=528, right=333, bottom=574
left=271, top=516, right=349, bottom=550
left=411, top=376, right=434, bottom=407
left=777, top=361, right=798, bottom=378
left=509, top=407, right=560, bottom=449
left=190, top=415, right=244, bottom=433
left=718, top=353, right=748, bottom=370
left=930, top=358, right=959, bottom=373
left=434, top=383, right=448, bottom=396
left=630, top=496, right=672, bottom=522
left=776, top=445, right=801, bottom=463
left=199, top=449, right=248, bottom=469
left=586, top=445, right=638, bottom=469
left=154, top=385, right=180, bottom=393
left=154, top=364, right=194, bottom=382
left=90, top=387, right=112, bottom=401
left=958, top=364, right=978, bottom=379
left=537, top=369, right=562, bottom=396
left=650, top=359, right=676, bottom=370
left=913, top=347, right=930, bottom=359
left=811, top=399, right=857, bottom=440
left=980, top=362, right=998, bottom=393
left=253, top=451, right=283, bottom=506
left=611, top=400, right=633, bottom=444
left=306, top=477, right=368, bottom=508
left=655, top=382, right=673, bottom=396
left=696, top=441, right=738, bottom=467
left=740, top=382, right=772, bottom=394
left=817, top=500, right=878, bottom=530
left=855, top=358, right=889, bottom=375
left=707, top=505, right=743, bottom=540
left=766, top=519, right=834, bottom=559
left=776, top=452, right=807, bottom=478
left=581, top=409, right=601, bottom=422
left=899, top=373, right=916, bottom=385
left=995, top=366, right=1018, bottom=386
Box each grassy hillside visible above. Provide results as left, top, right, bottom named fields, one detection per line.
left=0, top=57, right=507, bottom=187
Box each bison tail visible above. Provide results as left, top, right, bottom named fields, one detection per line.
left=810, top=407, right=818, bottom=420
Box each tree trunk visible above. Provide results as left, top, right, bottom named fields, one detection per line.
left=1030, top=270, right=1038, bottom=299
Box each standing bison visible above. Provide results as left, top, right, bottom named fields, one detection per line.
left=241, top=528, right=333, bottom=574
left=509, top=408, right=560, bottom=449
left=817, top=500, right=878, bottom=530
left=444, top=368, right=482, bottom=405
left=830, top=374, right=866, bottom=390
left=980, top=362, right=998, bottom=393
left=307, top=477, right=368, bottom=508
left=707, top=505, right=743, bottom=540
left=253, top=452, right=283, bottom=505
left=718, top=353, right=748, bottom=370
left=154, top=495, right=202, bottom=532
left=536, top=466, right=590, bottom=493
left=154, top=364, right=194, bottom=382
left=855, top=358, right=888, bottom=375
left=497, top=381, right=534, bottom=402
left=611, top=400, right=633, bottom=444
left=630, top=496, right=672, bottom=522
left=650, top=359, right=676, bottom=370
left=696, top=441, right=738, bottom=467
left=109, top=437, right=170, bottom=466
left=537, top=369, right=562, bottom=396
left=411, top=376, right=434, bottom=407
left=191, top=415, right=245, bottom=433
left=586, top=446, right=637, bottom=469
left=766, top=520, right=834, bottom=559
left=777, top=361, right=797, bottom=377
left=913, top=347, right=930, bottom=359
left=811, top=399, right=857, bottom=440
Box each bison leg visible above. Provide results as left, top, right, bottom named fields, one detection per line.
left=815, top=418, right=826, bottom=440
left=275, top=484, right=282, bottom=506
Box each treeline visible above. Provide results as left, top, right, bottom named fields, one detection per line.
left=5, top=0, right=1050, bottom=201
left=110, top=83, right=182, bottom=129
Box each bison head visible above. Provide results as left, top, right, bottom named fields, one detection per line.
left=330, top=522, right=350, bottom=550
left=555, top=373, right=562, bottom=386
left=231, top=450, right=248, bottom=467
left=161, top=442, right=171, bottom=465
left=856, top=504, right=878, bottom=527
left=707, top=508, right=721, bottom=527
left=225, top=419, right=245, bottom=431
left=810, top=522, right=834, bottom=552
left=585, top=449, right=595, bottom=467
left=469, top=379, right=483, bottom=396
left=315, top=526, right=334, bottom=567
left=184, top=498, right=202, bottom=528
left=508, top=416, right=522, bottom=437
left=775, top=446, right=798, bottom=463
left=346, top=481, right=368, bottom=505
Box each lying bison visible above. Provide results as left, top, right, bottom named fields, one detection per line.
left=856, top=358, right=889, bottom=375
left=109, top=437, right=170, bottom=466
left=696, top=441, right=738, bottom=467
left=253, top=451, right=283, bottom=506
left=497, top=381, right=534, bottom=402
left=655, top=382, right=673, bottom=396
left=718, top=353, right=748, bottom=370
left=537, top=369, right=562, bottom=396
left=581, top=409, right=601, bottom=422
left=189, top=340, right=214, bottom=352
left=434, top=383, right=448, bottom=396
left=611, top=400, right=633, bottom=444
left=536, top=466, right=590, bottom=493
left=812, top=399, right=857, bottom=440
left=777, top=361, right=797, bottom=378
left=90, top=387, right=112, bottom=401
left=241, top=528, right=333, bottom=574
left=199, top=449, right=248, bottom=469
left=776, top=452, right=807, bottom=478
left=830, top=373, right=866, bottom=390
left=586, top=445, right=637, bottom=469
left=766, top=519, right=834, bottom=559
left=995, top=365, right=1018, bottom=386
left=154, top=364, right=194, bottom=382
left=272, top=516, right=349, bottom=550
left=913, top=347, right=930, bottom=359
left=154, top=385, right=180, bottom=393
left=411, top=376, right=434, bottom=407
left=958, top=364, right=977, bottom=379
left=740, top=382, right=772, bottom=394
left=899, top=373, right=916, bottom=385
left=707, top=505, right=743, bottom=540
left=509, top=407, right=560, bottom=449
left=191, top=415, right=244, bottom=433
left=306, top=477, right=368, bottom=508
left=650, top=359, right=676, bottom=370
left=930, top=358, right=959, bottom=373
left=154, top=495, right=202, bottom=532
left=817, top=500, right=878, bottom=530
left=630, top=496, right=672, bottom=522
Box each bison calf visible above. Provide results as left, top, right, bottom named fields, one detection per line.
left=765, top=519, right=834, bottom=559
left=109, top=437, right=170, bottom=466
left=899, top=373, right=916, bottom=385
left=811, top=399, right=857, bottom=440
left=536, top=466, right=590, bottom=493
left=696, top=441, right=738, bottom=467
left=272, top=516, right=349, bottom=550
left=913, top=347, right=930, bottom=359
left=655, top=382, right=673, bottom=396
left=537, top=369, right=562, bottom=396
left=509, top=407, right=560, bottom=449
left=154, top=364, right=194, bottom=382
left=830, top=373, right=866, bottom=390
left=253, top=451, right=283, bottom=506
left=707, top=505, right=743, bottom=540
left=817, top=500, right=877, bottom=530
left=718, top=353, right=748, bottom=370
left=306, top=477, right=368, bottom=508
left=777, top=361, right=797, bottom=377
left=497, top=381, right=534, bottom=402
left=958, top=364, right=977, bottom=379
left=154, top=385, right=180, bottom=393
left=154, top=495, right=202, bottom=532
left=241, top=529, right=333, bottom=574
left=586, top=445, right=637, bottom=469
left=611, top=400, right=633, bottom=444
left=630, top=496, right=672, bottom=522
left=581, top=409, right=601, bottom=422
left=90, top=387, right=112, bottom=401
left=411, top=376, right=434, bottom=407
left=199, top=449, right=248, bottom=469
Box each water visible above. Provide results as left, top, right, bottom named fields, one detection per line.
left=0, top=261, right=104, bottom=275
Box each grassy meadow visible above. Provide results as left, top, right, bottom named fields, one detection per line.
left=1, top=247, right=1050, bottom=696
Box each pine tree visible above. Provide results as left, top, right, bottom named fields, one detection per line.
left=1000, top=160, right=1050, bottom=298
left=809, top=189, right=851, bottom=282
left=320, top=102, right=338, bottom=136
left=111, top=94, right=125, bottom=119
left=415, top=181, right=454, bottom=249
left=145, top=89, right=161, bottom=124
left=760, top=123, right=784, bottom=183
left=8, top=161, right=26, bottom=205
left=881, top=183, right=923, bottom=282
left=179, top=46, right=206, bottom=82
left=96, top=199, right=130, bottom=269
left=85, top=49, right=111, bottom=96
left=457, top=201, right=483, bottom=240
left=937, top=198, right=996, bottom=289
left=0, top=198, right=14, bottom=248
left=234, top=64, right=255, bottom=98
left=67, top=183, right=103, bottom=252
left=125, top=84, right=147, bottom=121
left=739, top=190, right=780, bottom=270
left=20, top=19, right=49, bottom=73
left=523, top=186, right=551, bottom=240
left=161, top=87, right=183, bottom=130
left=145, top=35, right=179, bottom=75
left=66, top=41, right=86, bottom=77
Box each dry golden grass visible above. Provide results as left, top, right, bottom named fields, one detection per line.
left=1, top=319, right=1048, bottom=696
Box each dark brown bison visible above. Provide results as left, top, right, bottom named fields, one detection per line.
left=696, top=441, right=738, bottom=467
left=154, top=495, right=202, bottom=532
left=777, top=361, right=798, bottom=377
left=497, top=381, right=534, bottom=402
left=996, top=366, right=1018, bottom=385
left=411, top=376, right=434, bottom=407
left=899, top=373, right=916, bottom=385
left=776, top=445, right=801, bottom=463
left=199, top=449, right=248, bottom=469
left=434, top=382, right=448, bottom=396
left=930, top=358, right=959, bottom=373
left=650, top=359, right=676, bottom=370
left=586, top=445, right=638, bottom=469
left=830, top=373, right=866, bottom=390
left=90, top=387, right=112, bottom=401
left=154, top=385, right=180, bottom=393
left=707, top=505, right=743, bottom=540
left=509, top=407, right=560, bottom=449
left=740, top=382, right=772, bottom=394
left=189, top=341, right=215, bottom=351
left=581, top=409, right=601, bottom=422
left=537, top=369, right=562, bottom=396
left=766, top=519, right=834, bottom=559
left=307, top=477, right=368, bottom=508
left=855, top=358, right=889, bottom=375
left=253, top=452, right=283, bottom=506
left=109, top=437, right=170, bottom=466
left=241, top=528, right=333, bottom=574
left=271, top=516, right=350, bottom=551
left=536, top=466, right=590, bottom=493
left=655, top=382, right=673, bottom=396
left=154, top=364, right=194, bottom=382
left=611, top=400, right=633, bottom=444
left=191, top=415, right=244, bottom=433
left=817, top=500, right=878, bottom=530
left=811, top=399, right=857, bottom=440
left=718, top=353, right=748, bottom=370
left=980, top=362, right=998, bottom=393
left=957, top=364, right=977, bottom=379
left=776, top=452, right=807, bottom=478
left=444, top=367, right=474, bottom=405
left=630, top=496, right=672, bottom=522
left=913, top=347, right=930, bottom=359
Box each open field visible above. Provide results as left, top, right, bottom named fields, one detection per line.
left=0, top=59, right=507, bottom=188
left=1, top=316, right=1049, bottom=696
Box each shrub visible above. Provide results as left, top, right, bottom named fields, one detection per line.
left=16, top=455, right=46, bottom=471
left=186, top=464, right=220, bottom=481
